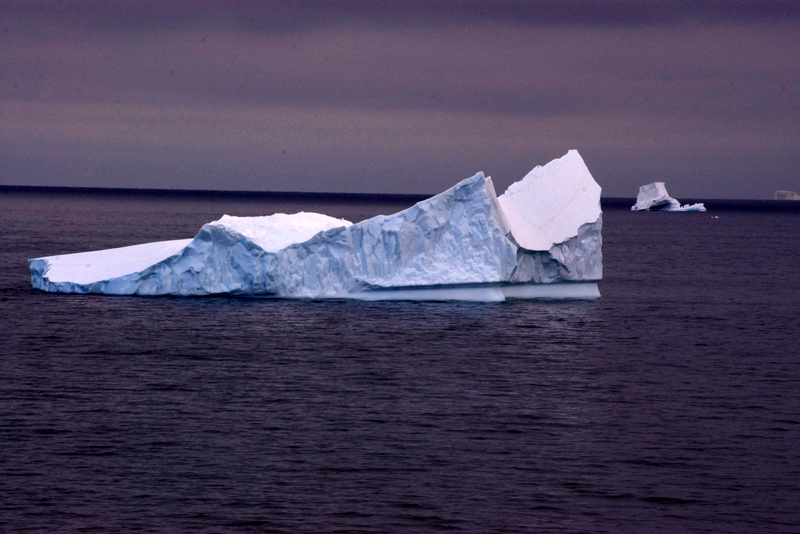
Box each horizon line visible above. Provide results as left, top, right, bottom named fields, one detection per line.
left=2, top=184, right=800, bottom=210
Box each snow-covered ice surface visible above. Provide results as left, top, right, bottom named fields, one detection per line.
left=30, top=151, right=603, bottom=301
left=631, top=182, right=706, bottom=212
left=32, top=239, right=193, bottom=286
left=208, top=213, right=352, bottom=252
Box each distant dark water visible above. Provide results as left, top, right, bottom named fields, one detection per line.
left=1, top=190, right=799, bottom=533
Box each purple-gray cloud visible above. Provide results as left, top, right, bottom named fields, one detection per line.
left=1, top=0, right=799, bottom=197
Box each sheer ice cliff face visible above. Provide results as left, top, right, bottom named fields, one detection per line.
left=30, top=150, right=603, bottom=301
left=632, top=182, right=706, bottom=212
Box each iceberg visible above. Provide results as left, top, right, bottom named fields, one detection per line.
left=30, top=150, right=603, bottom=301
left=631, top=182, right=706, bottom=212
left=775, top=190, right=800, bottom=201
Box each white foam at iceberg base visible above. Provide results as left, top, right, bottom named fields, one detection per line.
left=30, top=150, right=603, bottom=300
left=631, top=182, right=706, bottom=212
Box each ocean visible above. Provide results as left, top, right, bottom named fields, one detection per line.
left=1, top=188, right=799, bottom=533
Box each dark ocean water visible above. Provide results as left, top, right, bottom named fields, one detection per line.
left=1, top=190, right=799, bottom=533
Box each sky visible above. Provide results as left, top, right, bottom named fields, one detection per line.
left=2, top=0, right=799, bottom=198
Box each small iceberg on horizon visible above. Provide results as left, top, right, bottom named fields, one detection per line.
left=775, top=190, right=800, bottom=201
left=30, top=150, right=603, bottom=301
left=631, top=182, right=706, bottom=212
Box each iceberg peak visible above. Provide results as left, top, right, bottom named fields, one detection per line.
left=209, top=212, right=352, bottom=253
left=498, top=150, right=602, bottom=251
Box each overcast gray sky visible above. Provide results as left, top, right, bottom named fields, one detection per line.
left=2, top=0, right=798, bottom=198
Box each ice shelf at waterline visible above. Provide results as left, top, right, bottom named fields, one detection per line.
left=631, top=182, right=706, bottom=212
left=30, top=150, right=603, bottom=301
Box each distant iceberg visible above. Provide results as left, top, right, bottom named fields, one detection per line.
left=30, top=150, right=603, bottom=301
left=631, top=182, right=706, bottom=212
left=775, top=190, right=800, bottom=201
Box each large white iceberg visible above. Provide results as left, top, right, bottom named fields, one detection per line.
left=631, top=182, right=706, bottom=212
left=30, top=150, right=603, bottom=301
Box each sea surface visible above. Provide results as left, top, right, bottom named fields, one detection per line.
left=1, top=189, right=799, bottom=533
